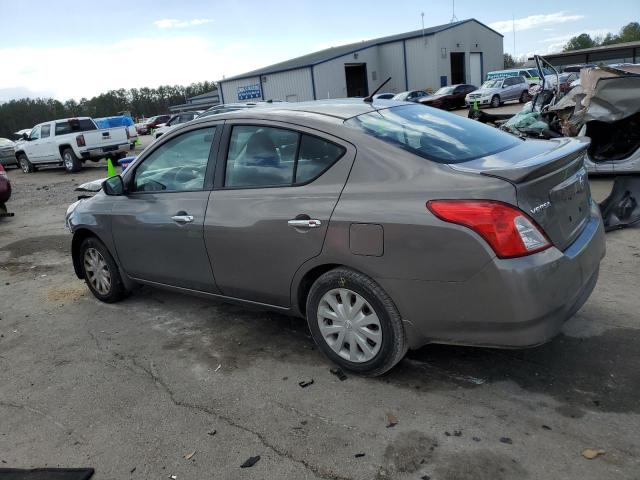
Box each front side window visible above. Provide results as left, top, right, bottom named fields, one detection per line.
left=29, top=126, right=41, bottom=140
left=224, top=126, right=345, bottom=188
left=132, top=127, right=215, bottom=192
left=346, top=104, right=521, bottom=164
left=41, top=125, right=51, bottom=138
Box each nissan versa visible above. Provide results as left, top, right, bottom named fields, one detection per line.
left=66, top=100, right=606, bottom=376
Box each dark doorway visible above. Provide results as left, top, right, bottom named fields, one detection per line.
left=345, top=63, right=369, bottom=97
left=450, top=52, right=465, bottom=84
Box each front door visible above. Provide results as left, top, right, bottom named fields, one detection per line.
left=110, top=126, right=220, bottom=292
left=205, top=122, right=355, bottom=306
left=24, top=126, right=43, bottom=161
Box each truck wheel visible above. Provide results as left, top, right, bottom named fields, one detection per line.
left=490, top=95, right=500, bottom=108
left=18, top=154, right=35, bottom=173
left=62, top=148, right=82, bottom=173
left=306, top=267, right=408, bottom=377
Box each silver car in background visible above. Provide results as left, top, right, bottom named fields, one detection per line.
left=466, top=76, right=530, bottom=108
left=66, top=100, right=605, bottom=376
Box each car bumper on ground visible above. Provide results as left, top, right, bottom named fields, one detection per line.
left=379, top=203, right=606, bottom=350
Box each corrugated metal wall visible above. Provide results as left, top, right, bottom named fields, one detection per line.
left=433, top=22, right=504, bottom=88
left=377, top=42, right=407, bottom=93
left=219, top=21, right=504, bottom=103
left=312, top=46, right=380, bottom=99
left=220, top=76, right=262, bottom=104
left=262, top=68, right=314, bottom=102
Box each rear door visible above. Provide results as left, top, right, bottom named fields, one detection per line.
left=204, top=121, right=355, bottom=306
left=39, top=123, right=57, bottom=161
left=110, top=125, right=221, bottom=291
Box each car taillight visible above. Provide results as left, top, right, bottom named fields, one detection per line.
left=0, top=164, right=7, bottom=177
left=76, top=134, right=86, bottom=147
left=427, top=200, right=551, bottom=259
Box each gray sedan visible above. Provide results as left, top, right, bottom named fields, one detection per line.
left=66, top=99, right=605, bottom=376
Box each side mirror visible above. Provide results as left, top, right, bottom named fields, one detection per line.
left=22, top=133, right=29, bottom=140
left=102, top=175, right=125, bottom=196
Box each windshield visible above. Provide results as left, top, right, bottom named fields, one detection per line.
left=482, top=80, right=502, bottom=89
left=346, top=104, right=521, bottom=164
left=435, top=87, right=455, bottom=95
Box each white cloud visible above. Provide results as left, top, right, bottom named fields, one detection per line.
left=153, top=18, right=213, bottom=29
left=0, top=35, right=280, bottom=101
left=539, top=29, right=611, bottom=53
left=489, top=12, right=585, bottom=34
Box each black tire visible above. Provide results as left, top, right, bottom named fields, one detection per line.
left=306, top=267, right=408, bottom=377
left=79, top=236, right=127, bottom=303
left=18, top=154, right=35, bottom=173
left=62, top=148, right=82, bottom=173
left=490, top=95, right=500, bottom=108
left=519, top=90, right=531, bottom=103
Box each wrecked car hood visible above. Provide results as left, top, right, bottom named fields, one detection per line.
left=75, top=178, right=106, bottom=192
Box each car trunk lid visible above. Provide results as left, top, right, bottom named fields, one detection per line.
left=450, top=137, right=592, bottom=251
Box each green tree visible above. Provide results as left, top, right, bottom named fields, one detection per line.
left=503, top=53, right=516, bottom=69
left=563, top=33, right=598, bottom=52
left=618, top=21, right=640, bottom=43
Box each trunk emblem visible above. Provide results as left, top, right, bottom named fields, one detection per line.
left=530, top=201, right=551, bottom=215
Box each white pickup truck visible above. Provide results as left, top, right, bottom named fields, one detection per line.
left=14, top=117, right=131, bottom=173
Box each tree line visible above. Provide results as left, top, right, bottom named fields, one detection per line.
left=504, top=21, right=640, bottom=68
left=563, top=21, right=640, bottom=52
left=0, top=81, right=217, bottom=139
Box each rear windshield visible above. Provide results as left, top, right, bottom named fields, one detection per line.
left=55, top=119, right=97, bottom=135
left=346, top=105, right=521, bottom=164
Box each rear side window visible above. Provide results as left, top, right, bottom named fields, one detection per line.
left=346, top=104, right=521, bottom=164
left=224, top=126, right=345, bottom=188
left=41, top=124, right=51, bottom=138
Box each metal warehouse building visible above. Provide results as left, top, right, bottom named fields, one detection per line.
left=218, top=18, right=503, bottom=104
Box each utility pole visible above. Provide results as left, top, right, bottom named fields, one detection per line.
left=513, top=14, right=516, bottom=57
left=421, top=12, right=425, bottom=38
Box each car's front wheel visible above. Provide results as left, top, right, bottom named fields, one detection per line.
left=490, top=95, right=501, bottom=108
left=80, top=237, right=127, bottom=303
left=18, top=154, right=35, bottom=173
left=306, top=268, right=407, bottom=376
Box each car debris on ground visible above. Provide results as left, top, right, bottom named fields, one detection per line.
left=240, top=455, right=261, bottom=468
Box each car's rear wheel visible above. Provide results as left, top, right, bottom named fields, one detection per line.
left=80, top=237, right=127, bottom=303
left=490, top=95, right=500, bottom=108
left=62, top=148, right=82, bottom=173
left=18, top=154, right=35, bottom=173
left=519, top=91, right=531, bottom=103
left=306, top=267, right=407, bottom=376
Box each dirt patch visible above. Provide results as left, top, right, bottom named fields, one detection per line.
left=376, top=431, right=439, bottom=478
left=434, top=450, right=528, bottom=480
left=46, top=284, right=87, bottom=303
left=0, top=234, right=70, bottom=258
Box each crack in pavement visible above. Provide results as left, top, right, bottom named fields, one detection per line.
left=130, top=358, right=354, bottom=480
left=0, top=400, right=86, bottom=445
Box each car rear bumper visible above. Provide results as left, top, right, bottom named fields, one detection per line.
left=378, top=203, right=606, bottom=350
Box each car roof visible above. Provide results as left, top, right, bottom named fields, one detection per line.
left=210, top=99, right=413, bottom=121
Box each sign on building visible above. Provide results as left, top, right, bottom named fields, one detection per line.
left=238, top=84, right=262, bottom=100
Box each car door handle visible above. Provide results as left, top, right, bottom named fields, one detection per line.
left=171, top=215, right=194, bottom=224
left=288, top=219, right=321, bottom=228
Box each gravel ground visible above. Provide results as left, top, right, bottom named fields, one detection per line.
left=0, top=132, right=639, bottom=480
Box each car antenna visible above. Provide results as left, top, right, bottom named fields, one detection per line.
left=364, top=77, right=392, bottom=103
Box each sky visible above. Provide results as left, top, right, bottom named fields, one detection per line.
left=0, top=0, right=638, bottom=102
